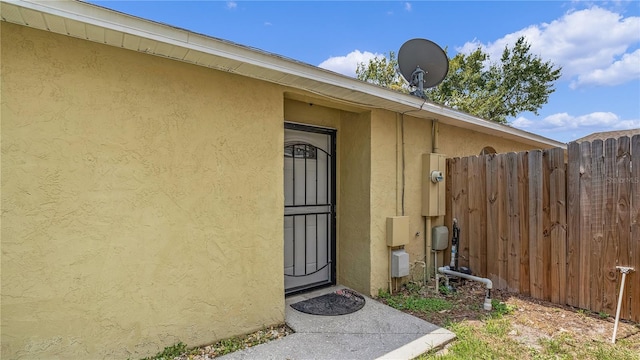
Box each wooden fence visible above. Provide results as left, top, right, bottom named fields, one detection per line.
left=445, top=135, right=639, bottom=322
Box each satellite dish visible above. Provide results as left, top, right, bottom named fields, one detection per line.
left=398, top=38, right=449, bottom=99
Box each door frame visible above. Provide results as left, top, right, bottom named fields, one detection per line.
left=284, top=122, right=337, bottom=295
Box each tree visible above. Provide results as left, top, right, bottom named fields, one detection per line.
left=356, top=37, right=562, bottom=124
left=355, top=51, right=407, bottom=93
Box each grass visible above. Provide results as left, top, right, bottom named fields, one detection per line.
left=139, top=342, right=187, bottom=360
left=378, top=289, right=453, bottom=313
left=137, top=324, right=292, bottom=360
left=377, top=284, right=640, bottom=360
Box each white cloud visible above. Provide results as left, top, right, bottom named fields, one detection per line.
left=511, top=111, right=640, bottom=132
left=404, top=2, right=412, bottom=12
left=318, top=50, right=384, bottom=77
left=570, top=48, right=640, bottom=88
left=226, top=1, right=237, bottom=10
left=457, top=7, right=640, bottom=89
left=264, top=22, right=272, bottom=26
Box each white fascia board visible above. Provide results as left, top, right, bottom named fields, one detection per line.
left=4, top=0, right=565, bottom=149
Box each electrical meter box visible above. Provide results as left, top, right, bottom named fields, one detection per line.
left=422, top=153, right=446, bottom=216
left=386, top=216, right=410, bottom=247
left=432, top=225, right=449, bottom=251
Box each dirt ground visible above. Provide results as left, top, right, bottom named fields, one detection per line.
left=387, top=279, right=640, bottom=353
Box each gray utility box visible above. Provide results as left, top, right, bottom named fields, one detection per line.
left=391, top=250, right=409, bottom=278
left=432, top=226, right=449, bottom=251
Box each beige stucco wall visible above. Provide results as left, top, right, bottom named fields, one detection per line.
left=438, top=122, right=543, bottom=156
left=1, top=23, right=285, bottom=359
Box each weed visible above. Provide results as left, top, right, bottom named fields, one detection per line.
left=439, top=284, right=453, bottom=295
left=404, top=281, right=422, bottom=293
left=484, top=317, right=510, bottom=336
left=491, top=299, right=516, bottom=318
left=598, top=311, right=609, bottom=319
left=141, top=342, right=187, bottom=360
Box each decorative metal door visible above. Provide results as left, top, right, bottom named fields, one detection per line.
left=284, top=123, right=336, bottom=295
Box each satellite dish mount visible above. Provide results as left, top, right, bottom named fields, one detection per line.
left=398, top=38, right=449, bottom=99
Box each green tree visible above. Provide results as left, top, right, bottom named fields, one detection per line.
left=356, top=37, right=562, bottom=124
left=355, top=52, right=407, bottom=93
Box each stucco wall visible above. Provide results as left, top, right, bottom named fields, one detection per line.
left=1, top=23, right=285, bottom=359
left=338, top=112, right=372, bottom=294
left=438, top=122, right=542, bottom=156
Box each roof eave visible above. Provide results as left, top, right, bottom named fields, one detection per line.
left=1, top=0, right=566, bottom=149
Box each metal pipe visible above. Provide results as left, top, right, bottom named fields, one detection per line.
left=439, top=266, right=493, bottom=311
left=611, top=266, right=635, bottom=343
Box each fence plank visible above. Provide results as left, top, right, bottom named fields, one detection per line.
left=566, top=142, right=580, bottom=307
left=485, top=154, right=500, bottom=287
left=444, top=158, right=454, bottom=270
left=479, top=157, right=487, bottom=278
left=467, top=156, right=484, bottom=276
left=590, top=140, right=605, bottom=313
left=449, top=157, right=464, bottom=268
left=542, top=150, right=552, bottom=301
left=630, top=135, right=640, bottom=323
left=528, top=150, right=544, bottom=298
left=459, top=156, right=470, bottom=269
left=602, top=138, right=618, bottom=315
left=615, top=137, right=632, bottom=320
left=497, top=154, right=509, bottom=290
left=507, top=152, right=521, bottom=292
left=519, top=152, right=531, bottom=296
left=578, top=141, right=592, bottom=310
left=548, top=148, right=567, bottom=304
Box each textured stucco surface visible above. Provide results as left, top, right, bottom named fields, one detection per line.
left=438, top=122, right=545, bottom=156
left=337, top=112, right=372, bottom=295
left=1, top=23, right=285, bottom=359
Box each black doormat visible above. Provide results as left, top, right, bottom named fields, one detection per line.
left=290, top=289, right=365, bottom=316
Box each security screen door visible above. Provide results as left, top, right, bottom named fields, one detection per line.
left=284, top=123, right=336, bottom=295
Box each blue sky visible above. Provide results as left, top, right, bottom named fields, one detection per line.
left=90, top=1, right=640, bottom=143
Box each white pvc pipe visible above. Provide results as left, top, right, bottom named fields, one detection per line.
left=439, top=266, right=493, bottom=310
left=611, top=267, right=634, bottom=343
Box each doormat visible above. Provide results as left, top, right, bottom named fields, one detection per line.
left=290, top=289, right=365, bottom=316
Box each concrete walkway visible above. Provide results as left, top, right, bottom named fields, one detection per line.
left=219, top=285, right=456, bottom=360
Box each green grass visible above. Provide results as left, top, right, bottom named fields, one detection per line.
left=417, top=318, right=639, bottom=360
left=140, top=342, right=187, bottom=360
left=378, top=290, right=452, bottom=313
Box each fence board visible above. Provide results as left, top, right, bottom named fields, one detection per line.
left=578, top=141, right=592, bottom=310
left=602, top=138, right=618, bottom=315
left=460, top=156, right=470, bottom=269
left=549, top=148, right=567, bottom=304
left=616, top=137, right=631, bottom=320
left=497, top=155, right=509, bottom=290
left=566, top=142, right=580, bottom=307
left=479, top=157, right=487, bottom=277
left=528, top=150, right=544, bottom=298
left=444, top=158, right=454, bottom=270
left=448, top=157, right=460, bottom=268
left=630, top=135, right=640, bottom=323
left=467, top=156, right=484, bottom=276
left=590, top=140, right=605, bottom=313
left=507, top=152, right=521, bottom=292
left=485, top=154, right=499, bottom=286
left=518, top=152, right=531, bottom=296
left=542, top=151, right=552, bottom=301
